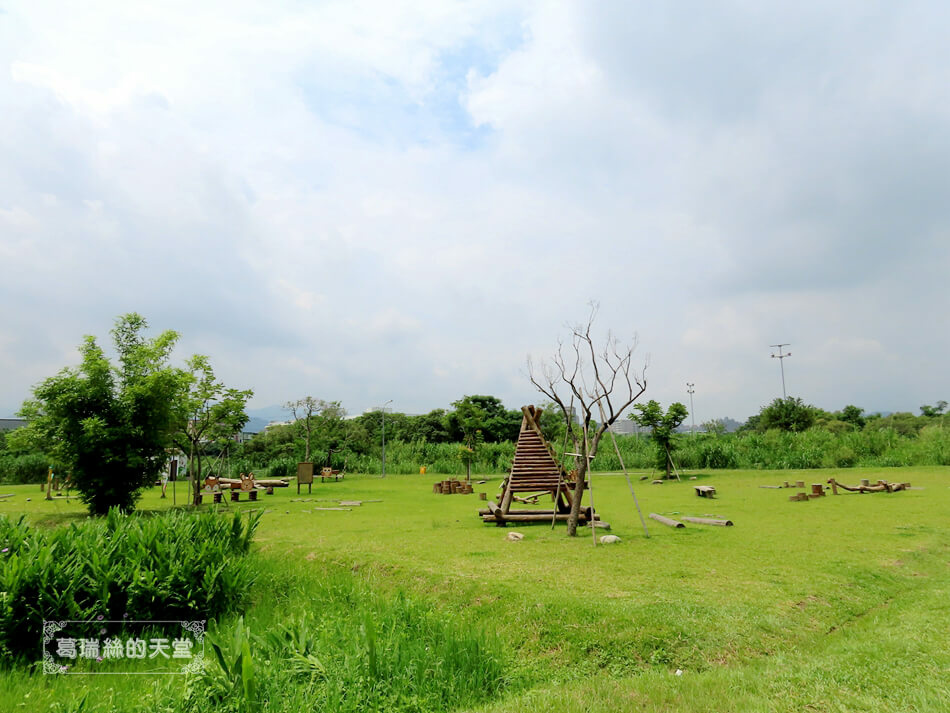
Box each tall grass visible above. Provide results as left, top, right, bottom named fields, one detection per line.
left=242, top=423, right=950, bottom=475
left=183, top=571, right=509, bottom=713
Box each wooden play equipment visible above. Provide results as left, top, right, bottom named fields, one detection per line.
left=649, top=513, right=733, bottom=527
left=827, top=477, right=910, bottom=494
left=477, top=405, right=602, bottom=527
left=433, top=478, right=473, bottom=494
left=649, top=513, right=684, bottom=528
left=321, top=467, right=344, bottom=482
left=197, top=473, right=287, bottom=502
left=682, top=516, right=733, bottom=526
left=694, top=485, right=716, bottom=498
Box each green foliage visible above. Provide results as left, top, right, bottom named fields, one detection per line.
left=18, top=314, right=188, bottom=514
left=869, top=411, right=922, bottom=436
left=756, top=397, right=817, bottom=432
left=184, top=574, right=507, bottom=713
left=0, top=508, right=260, bottom=661
left=919, top=400, right=947, bottom=417
left=173, top=354, right=252, bottom=505
left=0, top=452, right=59, bottom=484
left=838, top=404, right=867, bottom=429
left=631, top=400, right=689, bottom=476
left=446, top=395, right=521, bottom=444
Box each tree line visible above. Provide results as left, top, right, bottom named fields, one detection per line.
left=5, top=313, right=949, bottom=516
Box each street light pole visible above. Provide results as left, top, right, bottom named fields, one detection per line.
left=686, top=383, right=695, bottom=436
left=381, top=399, right=393, bottom=478
left=770, top=344, right=791, bottom=399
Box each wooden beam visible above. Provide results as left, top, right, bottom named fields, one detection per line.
left=649, top=513, right=685, bottom=528
left=681, top=516, right=733, bottom=527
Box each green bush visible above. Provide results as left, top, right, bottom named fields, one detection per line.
left=0, top=508, right=260, bottom=661
left=265, top=456, right=298, bottom=479
left=0, top=453, right=56, bottom=484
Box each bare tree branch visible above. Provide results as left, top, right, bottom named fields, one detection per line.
left=527, top=304, right=647, bottom=535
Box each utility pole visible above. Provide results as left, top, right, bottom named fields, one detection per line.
left=686, top=383, right=695, bottom=436
left=770, top=344, right=791, bottom=399
left=377, top=400, right=393, bottom=478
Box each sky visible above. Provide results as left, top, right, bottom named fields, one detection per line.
left=2, top=1, right=948, bottom=425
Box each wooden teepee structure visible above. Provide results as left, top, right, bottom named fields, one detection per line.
left=478, top=405, right=602, bottom=526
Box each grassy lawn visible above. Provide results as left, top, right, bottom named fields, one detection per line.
left=0, top=466, right=948, bottom=712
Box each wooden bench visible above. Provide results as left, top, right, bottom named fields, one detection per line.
left=321, top=467, right=344, bottom=482
left=694, top=485, right=716, bottom=498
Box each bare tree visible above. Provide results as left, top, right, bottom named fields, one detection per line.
left=529, top=305, right=647, bottom=536
left=285, top=396, right=332, bottom=463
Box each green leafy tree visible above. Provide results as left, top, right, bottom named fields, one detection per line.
left=17, top=314, right=188, bottom=514
left=757, top=397, right=817, bottom=432
left=446, top=395, right=521, bottom=443
left=630, top=400, right=689, bottom=478
left=172, top=355, right=252, bottom=506
left=920, top=401, right=948, bottom=418
left=450, top=396, right=488, bottom=480
left=837, top=405, right=866, bottom=429
left=406, top=409, right=451, bottom=443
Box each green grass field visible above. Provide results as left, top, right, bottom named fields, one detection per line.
left=1, top=466, right=948, bottom=712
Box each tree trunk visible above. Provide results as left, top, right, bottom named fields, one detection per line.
left=189, top=442, right=197, bottom=506
left=191, top=443, right=204, bottom=506
left=566, top=461, right=588, bottom=536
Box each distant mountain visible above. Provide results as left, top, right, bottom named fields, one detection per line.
left=244, top=405, right=290, bottom=433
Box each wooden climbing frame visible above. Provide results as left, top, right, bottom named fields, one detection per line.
left=477, top=405, right=601, bottom=527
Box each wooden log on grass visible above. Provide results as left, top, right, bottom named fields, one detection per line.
left=681, top=516, right=733, bottom=527
left=649, top=513, right=685, bottom=528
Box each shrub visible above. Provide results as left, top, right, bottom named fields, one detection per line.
left=0, top=453, right=57, bottom=484
left=0, top=508, right=260, bottom=661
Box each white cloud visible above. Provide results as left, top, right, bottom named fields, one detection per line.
left=1, top=1, right=948, bottom=423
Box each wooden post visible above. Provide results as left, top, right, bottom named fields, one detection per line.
left=811, top=483, right=824, bottom=497
left=860, top=479, right=870, bottom=487
left=829, top=478, right=839, bottom=495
